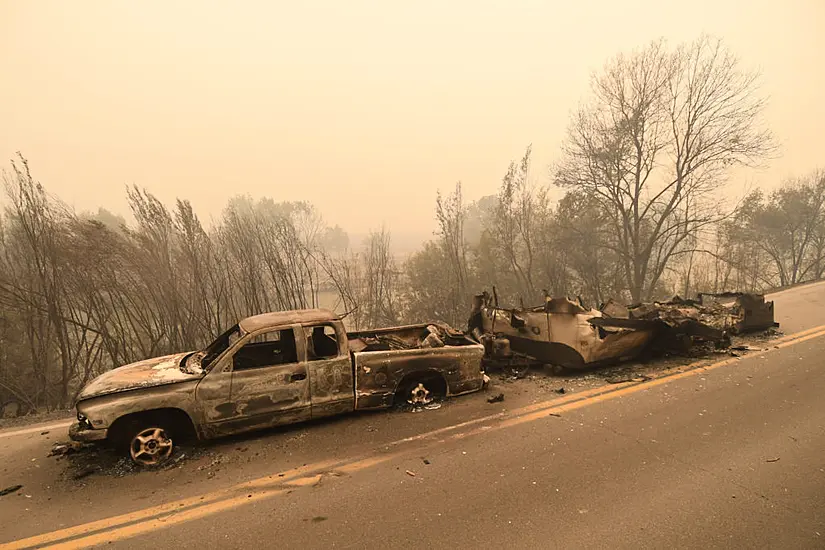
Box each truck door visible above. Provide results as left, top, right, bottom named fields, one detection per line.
left=302, top=323, right=355, bottom=418
left=211, top=325, right=311, bottom=434
left=194, top=323, right=243, bottom=428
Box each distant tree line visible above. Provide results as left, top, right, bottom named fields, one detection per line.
left=1, top=35, right=821, bottom=413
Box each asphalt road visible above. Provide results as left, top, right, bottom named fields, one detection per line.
left=2, top=282, right=825, bottom=549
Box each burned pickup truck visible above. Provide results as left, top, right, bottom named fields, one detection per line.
left=469, top=291, right=777, bottom=371
left=70, top=309, right=485, bottom=466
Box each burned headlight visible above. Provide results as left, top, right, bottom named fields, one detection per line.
left=76, top=411, right=93, bottom=429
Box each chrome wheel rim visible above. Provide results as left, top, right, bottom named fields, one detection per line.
left=130, top=427, right=173, bottom=466
left=408, top=383, right=433, bottom=406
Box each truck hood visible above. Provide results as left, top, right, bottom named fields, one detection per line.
left=77, top=352, right=201, bottom=401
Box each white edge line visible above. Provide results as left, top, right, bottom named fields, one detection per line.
left=0, top=421, right=73, bottom=440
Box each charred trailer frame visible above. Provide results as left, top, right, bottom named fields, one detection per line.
left=468, top=292, right=656, bottom=370
left=468, top=290, right=779, bottom=371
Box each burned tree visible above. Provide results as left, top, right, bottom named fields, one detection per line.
left=434, top=182, right=474, bottom=326
left=0, top=156, right=104, bottom=409
left=738, top=171, right=825, bottom=287
left=554, top=190, right=625, bottom=304
left=555, top=37, right=774, bottom=301
left=480, top=146, right=553, bottom=304
left=362, top=228, right=400, bottom=328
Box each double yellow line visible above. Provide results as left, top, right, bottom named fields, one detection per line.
left=5, top=323, right=825, bottom=549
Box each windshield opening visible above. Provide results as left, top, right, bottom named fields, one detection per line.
left=200, top=324, right=243, bottom=370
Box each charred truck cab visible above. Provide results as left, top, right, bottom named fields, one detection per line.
left=70, top=309, right=485, bottom=466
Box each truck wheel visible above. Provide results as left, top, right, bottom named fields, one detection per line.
left=397, top=376, right=446, bottom=407
left=127, top=424, right=174, bottom=467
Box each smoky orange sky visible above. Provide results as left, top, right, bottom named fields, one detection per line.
left=1, top=1, right=822, bottom=244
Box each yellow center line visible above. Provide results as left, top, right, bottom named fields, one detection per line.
left=4, top=323, right=825, bottom=549
left=0, top=458, right=345, bottom=550
left=43, top=452, right=408, bottom=549
left=46, top=487, right=291, bottom=550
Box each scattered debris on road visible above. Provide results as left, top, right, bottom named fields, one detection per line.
left=405, top=470, right=416, bottom=477
left=766, top=457, right=780, bottom=463
left=72, top=466, right=98, bottom=480
left=312, top=470, right=345, bottom=488
left=731, top=345, right=761, bottom=352
left=409, top=401, right=443, bottom=413
left=48, top=443, right=81, bottom=458
left=487, top=393, right=505, bottom=404
left=166, top=453, right=187, bottom=468
left=606, top=375, right=651, bottom=384
left=0, top=485, right=23, bottom=497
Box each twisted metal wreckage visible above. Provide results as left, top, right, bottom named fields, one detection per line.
left=467, top=290, right=778, bottom=371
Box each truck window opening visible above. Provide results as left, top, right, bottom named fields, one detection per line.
left=306, top=325, right=339, bottom=360
left=233, top=328, right=298, bottom=370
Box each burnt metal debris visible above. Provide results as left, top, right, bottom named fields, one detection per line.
left=469, top=290, right=778, bottom=371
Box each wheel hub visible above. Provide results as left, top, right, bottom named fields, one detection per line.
left=408, top=383, right=433, bottom=406
left=130, top=427, right=173, bottom=466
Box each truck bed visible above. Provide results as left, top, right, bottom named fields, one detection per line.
left=346, top=323, right=485, bottom=409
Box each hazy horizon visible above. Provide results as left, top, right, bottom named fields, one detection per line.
left=1, top=1, right=823, bottom=243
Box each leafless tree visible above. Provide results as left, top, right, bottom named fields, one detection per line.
left=362, top=228, right=399, bottom=327
left=0, top=155, right=94, bottom=408
left=317, top=248, right=365, bottom=330
left=554, top=191, right=625, bottom=304
left=555, top=36, right=774, bottom=301
left=481, top=146, right=552, bottom=304
left=403, top=241, right=456, bottom=324
left=0, top=164, right=363, bottom=412
left=738, top=171, right=825, bottom=286
left=434, top=182, right=475, bottom=325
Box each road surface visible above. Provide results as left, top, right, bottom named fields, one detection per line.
left=1, top=282, right=824, bottom=549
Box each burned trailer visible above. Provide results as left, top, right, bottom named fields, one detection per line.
left=618, top=293, right=778, bottom=351
left=468, top=290, right=779, bottom=371
left=696, top=292, right=778, bottom=334
left=468, top=292, right=656, bottom=370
